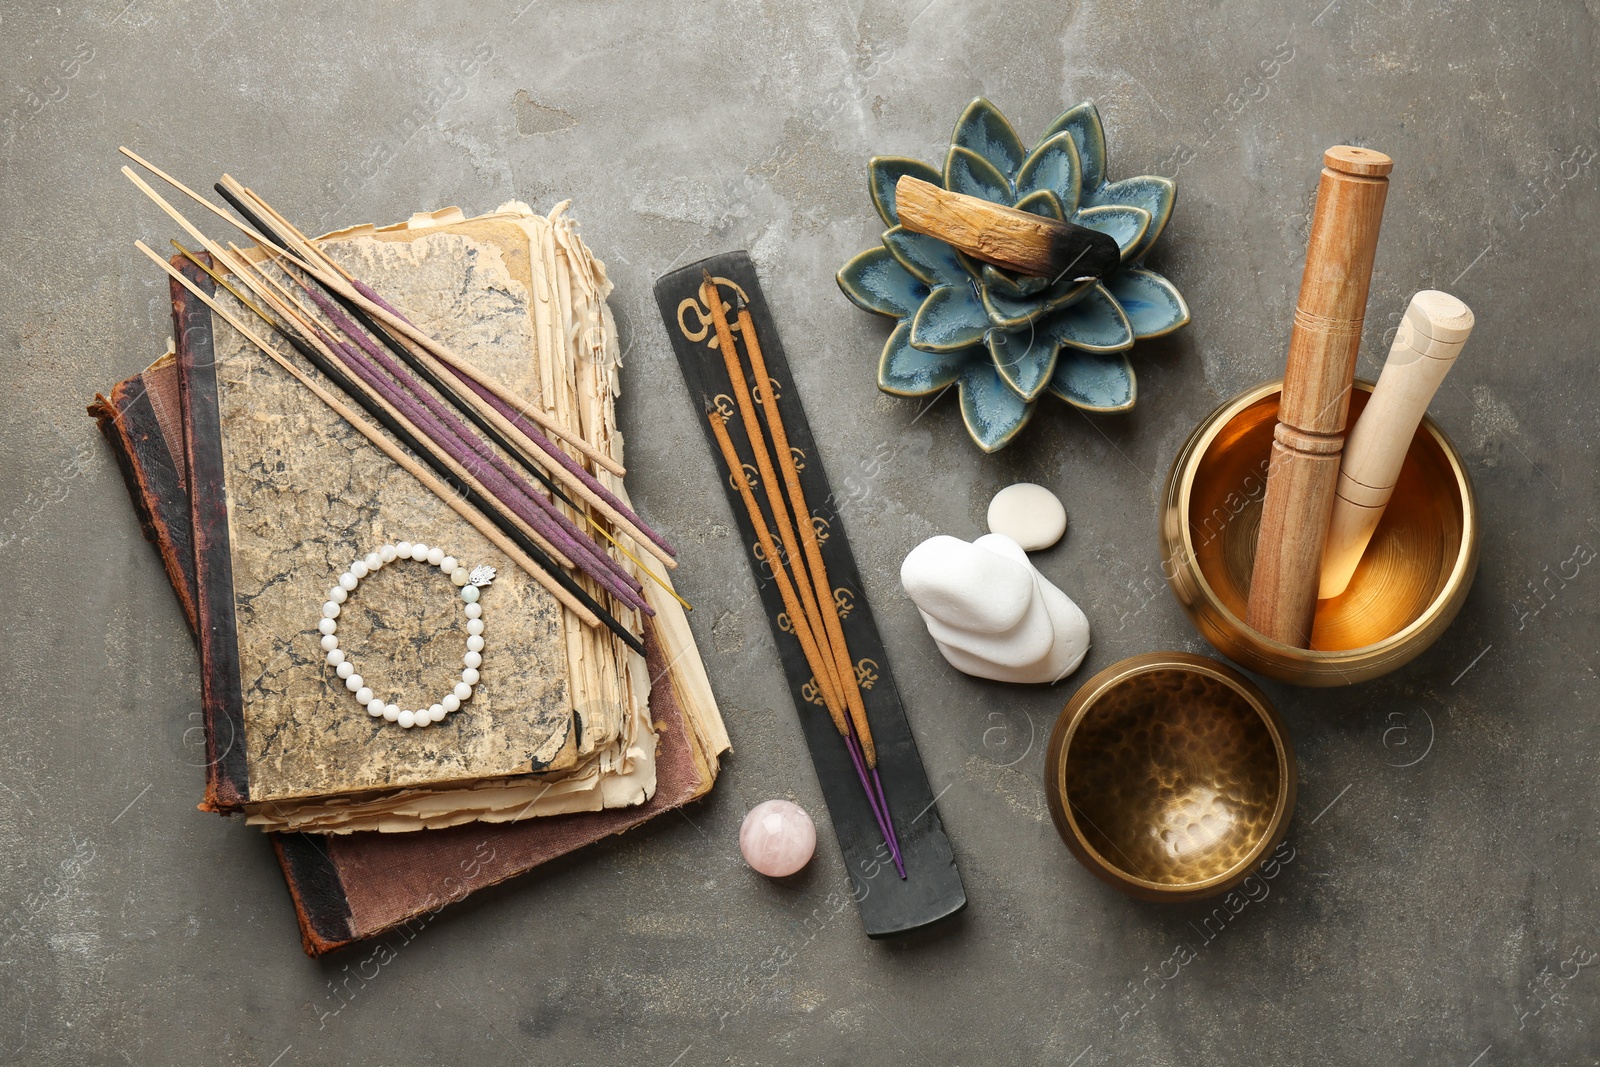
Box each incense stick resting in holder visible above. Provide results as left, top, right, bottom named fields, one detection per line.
left=1245, top=146, right=1391, bottom=648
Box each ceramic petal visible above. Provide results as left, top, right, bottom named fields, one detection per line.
left=1040, top=103, right=1108, bottom=193
left=1037, top=284, right=1134, bottom=353
left=982, top=275, right=1096, bottom=330
left=878, top=320, right=974, bottom=397
left=911, top=282, right=991, bottom=351
left=944, top=145, right=1012, bottom=206
left=1048, top=349, right=1137, bottom=412
left=958, top=360, right=1037, bottom=452
left=1084, top=175, right=1176, bottom=262
left=1103, top=267, right=1191, bottom=339
left=1014, top=132, right=1084, bottom=213
left=1013, top=188, right=1065, bottom=220
left=980, top=264, right=1051, bottom=299
left=1072, top=204, right=1151, bottom=263
left=868, top=155, right=944, bottom=228
left=950, top=97, right=1027, bottom=183
left=987, top=326, right=1060, bottom=402
left=883, top=225, right=966, bottom=286
left=837, top=246, right=929, bottom=319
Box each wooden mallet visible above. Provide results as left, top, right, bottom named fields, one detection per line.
left=1318, top=290, right=1474, bottom=599
left=1245, top=146, right=1392, bottom=647
left=894, top=175, right=1121, bottom=280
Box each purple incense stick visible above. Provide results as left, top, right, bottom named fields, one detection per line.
left=845, top=728, right=905, bottom=878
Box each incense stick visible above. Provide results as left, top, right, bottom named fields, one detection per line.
left=165, top=242, right=649, bottom=652
left=138, top=240, right=618, bottom=636
left=728, top=285, right=877, bottom=767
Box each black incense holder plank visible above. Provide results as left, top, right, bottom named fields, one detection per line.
left=656, top=253, right=965, bottom=938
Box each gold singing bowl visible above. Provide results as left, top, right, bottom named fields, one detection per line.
left=1045, top=653, right=1295, bottom=901
left=1161, top=380, right=1478, bottom=686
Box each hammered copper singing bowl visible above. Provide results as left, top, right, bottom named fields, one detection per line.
left=1161, top=380, right=1478, bottom=686
left=1046, top=654, right=1295, bottom=901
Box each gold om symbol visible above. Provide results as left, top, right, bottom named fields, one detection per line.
left=777, top=611, right=793, bottom=634
left=811, top=515, right=831, bottom=545
left=855, top=658, right=879, bottom=691
left=788, top=445, right=805, bottom=472
left=752, top=377, right=784, bottom=404
left=711, top=394, right=736, bottom=421
left=727, top=462, right=759, bottom=492
left=833, top=587, right=855, bottom=620
left=801, top=677, right=826, bottom=706
left=676, top=276, right=751, bottom=349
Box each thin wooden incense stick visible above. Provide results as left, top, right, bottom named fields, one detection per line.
left=708, top=405, right=902, bottom=875
left=122, top=163, right=662, bottom=628
left=137, top=240, right=615, bottom=635
left=698, top=275, right=842, bottom=703
left=728, top=285, right=877, bottom=766
left=162, top=242, right=652, bottom=644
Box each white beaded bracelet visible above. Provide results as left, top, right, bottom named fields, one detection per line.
left=316, top=540, right=495, bottom=729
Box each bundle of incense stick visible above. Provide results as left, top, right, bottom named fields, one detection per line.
left=698, top=273, right=905, bottom=879
left=118, top=149, right=683, bottom=654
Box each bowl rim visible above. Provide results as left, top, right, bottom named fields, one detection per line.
left=1169, top=378, right=1479, bottom=670
left=1044, top=651, right=1297, bottom=901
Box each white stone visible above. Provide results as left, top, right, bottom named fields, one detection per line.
left=379, top=544, right=398, bottom=563
left=454, top=682, right=473, bottom=701
left=426, top=547, right=445, bottom=566
left=464, top=650, right=482, bottom=669
left=461, top=667, right=480, bottom=685
left=318, top=618, right=337, bottom=635
left=411, top=543, right=430, bottom=561
left=900, top=532, right=1090, bottom=685
left=466, top=618, right=484, bottom=636
left=328, top=650, right=346, bottom=668
left=451, top=567, right=470, bottom=587
left=383, top=704, right=400, bottom=722
left=442, top=694, right=461, bottom=712
left=464, top=603, right=482, bottom=619
left=345, top=674, right=364, bottom=692
left=322, top=601, right=341, bottom=619
left=429, top=704, right=446, bottom=723
left=364, top=552, right=382, bottom=571
left=320, top=634, right=339, bottom=652
left=461, top=585, right=480, bottom=604
left=466, top=635, right=485, bottom=653
left=439, top=556, right=458, bottom=573
left=329, top=586, right=348, bottom=604
left=397, top=710, right=416, bottom=728
left=355, top=686, right=374, bottom=705
left=986, top=482, right=1068, bottom=551
left=339, top=572, right=358, bottom=591
left=350, top=560, right=369, bottom=579
left=395, top=541, right=413, bottom=558
left=367, top=700, right=385, bottom=717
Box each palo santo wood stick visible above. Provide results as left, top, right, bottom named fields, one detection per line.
left=894, top=174, right=1120, bottom=280
left=137, top=241, right=606, bottom=630
left=730, top=288, right=878, bottom=767
left=1319, top=290, right=1474, bottom=599
left=1246, top=146, right=1392, bottom=647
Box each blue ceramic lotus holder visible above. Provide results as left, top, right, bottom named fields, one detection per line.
left=837, top=98, right=1190, bottom=451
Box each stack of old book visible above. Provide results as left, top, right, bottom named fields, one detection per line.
left=91, top=201, right=728, bottom=955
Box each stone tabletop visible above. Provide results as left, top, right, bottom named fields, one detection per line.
left=2, top=1, right=1596, bottom=1064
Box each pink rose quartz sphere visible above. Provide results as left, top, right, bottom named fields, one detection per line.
left=739, top=799, right=816, bottom=877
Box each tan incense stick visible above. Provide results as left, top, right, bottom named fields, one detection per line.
left=733, top=293, right=876, bottom=765
left=136, top=240, right=602, bottom=628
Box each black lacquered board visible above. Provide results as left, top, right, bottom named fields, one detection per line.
left=655, top=252, right=965, bottom=937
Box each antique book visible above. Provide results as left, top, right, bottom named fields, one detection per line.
left=159, top=203, right=720, bottom=832
left=89, top=202, right=729, bottom=954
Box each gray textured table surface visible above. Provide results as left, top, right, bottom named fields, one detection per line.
left=3, top=2, right=1597, bottom=1064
